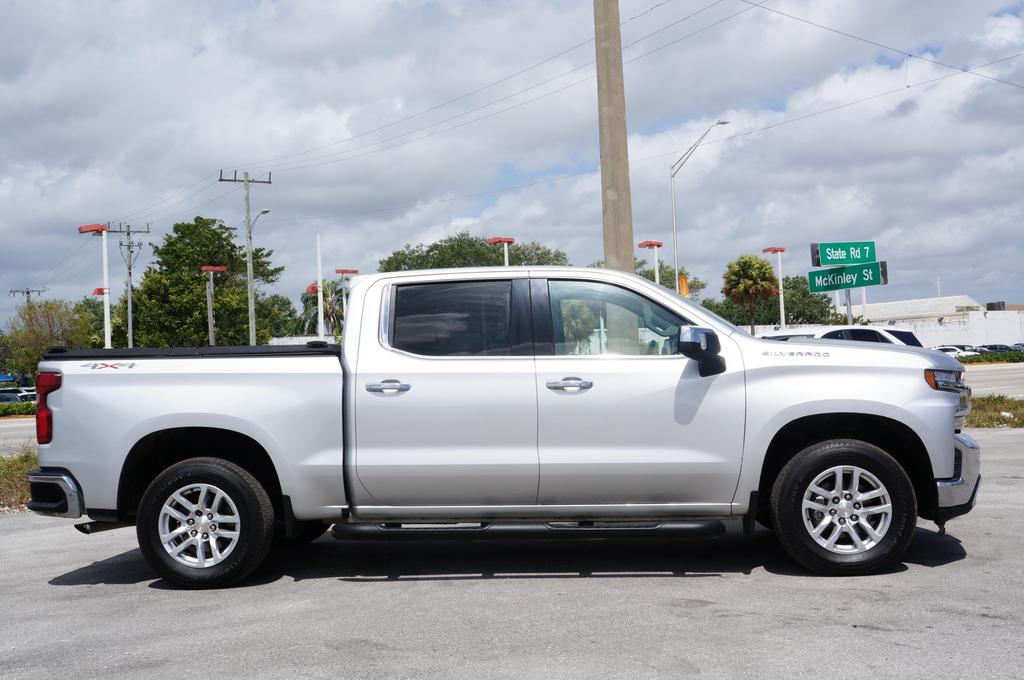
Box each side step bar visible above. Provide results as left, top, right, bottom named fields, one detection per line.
left=332, top=520, right=725, bottom=541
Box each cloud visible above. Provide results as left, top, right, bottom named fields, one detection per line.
left=2, top=0, right=1023, bottom=328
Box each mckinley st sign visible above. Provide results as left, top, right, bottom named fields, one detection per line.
left=811, top=241, right=877, bottom=267
left=808, top=261, right=888, bottom=293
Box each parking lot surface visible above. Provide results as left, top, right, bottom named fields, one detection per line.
left=965, top=362, right=1024, bottom=398
left=0, top=428, right=1020, bottom=679
left=0, top=417, right=33, bottom=458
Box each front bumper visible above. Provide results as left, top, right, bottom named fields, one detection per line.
left=934, top=433, right=981, bottom=524
left=26, top=469, right=85, bottom=518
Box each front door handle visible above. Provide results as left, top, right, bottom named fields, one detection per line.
left=366, top=379, right=411, bottom=394
left=546, top=377, right=593, bottom=392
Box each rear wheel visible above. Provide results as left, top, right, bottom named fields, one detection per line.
left=770, top=439, right=917, bottom=575
left=136, top=458, right=275, bottom=588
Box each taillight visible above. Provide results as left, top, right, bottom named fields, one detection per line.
left=35, top=372, right=62, bottom=445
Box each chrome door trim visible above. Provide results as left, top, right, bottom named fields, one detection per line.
left=353, top=502, right=735, bottom=521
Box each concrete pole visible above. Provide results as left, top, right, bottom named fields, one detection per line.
left=502, top=242, right=510, bottom=267
left=669, top=175, right=679, bottom=292
left=206, top=271, right=216, bottom=346
left=860, top=287, right=867, bottom=319
left=243, top=172, right=256, bottom=346
left=593, top=0, right=634, bottom=272
left=845, top=288, right=854, bottom=325
left=316, top=233, right=325, bottom=340
left=776, top=250, right=786, bottom=329
left=652, top=244, right=660, bottom=285
left=101, top=229, right=111, bottom=349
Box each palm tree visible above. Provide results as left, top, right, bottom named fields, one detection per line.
left=300, top=278, right=344, bottom=337
left=722, top=254, right=777, bottom=334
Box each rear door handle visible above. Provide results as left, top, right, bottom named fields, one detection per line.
left=546, top=377, right=593, bottom=392
left=366, top=379, right=411, bottom=394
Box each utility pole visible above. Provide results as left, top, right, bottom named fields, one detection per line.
left=593, top=0, right=634, bottom=272
left=762, top=247, right=786, bottom=328
left=78, top=223, right=112, bottom=349
left=219, top=170, right=272, bottom=345
left=108, top=222, right=150, bottom=348
left=935, top=276, right=942, bottom=297
left=315, top=233, right=325, bottom=340
left=9, top=288, right=48, bottom=304
left=200, top=266, right=227, bottom=346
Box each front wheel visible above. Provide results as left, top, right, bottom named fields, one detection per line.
left=136, top=458, right=275, bottom=588
left=770, top=439, right=917, bottom=575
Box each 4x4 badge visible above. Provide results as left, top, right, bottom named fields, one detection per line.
left=80, top=362, right=136, bottom=370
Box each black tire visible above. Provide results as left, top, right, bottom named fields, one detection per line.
left=275, top=519, right=328, bottom=545
left=770, top=439, right=917, bottom=575
left=136, top=457, right=275, bottom=589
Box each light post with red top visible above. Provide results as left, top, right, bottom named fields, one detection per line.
left=638, top=240, right=663, bottom=285
left=201, top=266, right=227, bottom=346
left=762, top=246, right=786, bottom=328
left=335, top=269, right=359, bottom=323
left=487, top=237, right=515, bottom=267
left=78, top=223, right=111, bottom=348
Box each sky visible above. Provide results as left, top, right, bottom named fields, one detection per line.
left=2, top=0, right=1023, bottom=326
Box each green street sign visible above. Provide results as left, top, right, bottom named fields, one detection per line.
left=808, top=261, right=888, bottom=293
left=811, top=241, right=877, bottom=267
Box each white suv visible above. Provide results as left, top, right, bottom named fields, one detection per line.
left=762, top=325, right=924, bottom=347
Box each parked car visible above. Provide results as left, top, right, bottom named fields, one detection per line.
left=0, top=393, right=23, bottom=403
left=1013, top=344, right=1024, bottom=351
left=980, top=344, right=1017, bottom=353
left=27, top=267, right=978, bottom=587
left=762, top=325, right=924, bottom=346
left=18, top=391, right=37, bottom=402
left=947, top=344, right=988, bottom=353
left=931, top=346, right=979, bottom=358
left=0, top=386, right=38, bottom=402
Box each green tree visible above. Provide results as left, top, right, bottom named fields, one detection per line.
left=592, top=257, right=707, bottom=299
left=701, top=275, right=845, bottom=329
left=378, top=232, right=570, bottom=271
left=721, top=254, right=778, bottom=334
left=300, top=279, right=345, bottom=337
left=6, top=300, right=93, bottom=377
left=260, top=294, right=303, bottom=339
left=130, top=216, right=294, bottom=346
left=73, top=296, right=106, bottom=348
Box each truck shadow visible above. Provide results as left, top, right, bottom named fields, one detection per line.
left=48, top=526, right=966, bottom=588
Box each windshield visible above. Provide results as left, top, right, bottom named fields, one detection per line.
left=888, top=330, right=923, bottom=347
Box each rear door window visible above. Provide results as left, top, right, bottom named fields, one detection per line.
left=392, top=281, right=512, bottom=356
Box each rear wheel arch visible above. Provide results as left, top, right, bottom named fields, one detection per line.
left=118, top=427, right=284, bottom=521
left=757, top=413, right=937, bottom=521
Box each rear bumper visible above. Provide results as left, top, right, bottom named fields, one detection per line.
left=934, top=433, right=981, bottom=523
left=26, top=469, right=85, bottom=518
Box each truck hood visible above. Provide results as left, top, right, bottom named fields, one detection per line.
left=752, top=337, right=964, bottom=372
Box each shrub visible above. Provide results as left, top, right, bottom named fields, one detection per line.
left=0, top=402, right=36, bottom=417
left=0, top=448, right=37, bottom=509
left=959, top=351, right=1024, bottom=364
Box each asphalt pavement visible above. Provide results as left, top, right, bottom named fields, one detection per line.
left=964, top=362, right=1024, bottom=398
left=0, top=417, right=33, bottom=457
left=0, top=428, right=1021, bottom=680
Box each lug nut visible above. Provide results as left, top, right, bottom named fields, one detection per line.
left=187, top=518, right=194, bottom=525
left=853, top=503, right=861, bottom=510
left=838, top=518, right=847, bottom=525
left=832, top=497, right=840, bottom=504
left=851, top=515, right=859, bottom=522
left=210, top=524, right=217, bottom=532
left=207, top=513, right=213, bottom=520
left=196, top=509, right=203, bottom=516
left=844, top=494, right=852, bottom=501
left=190, top=529, right=197, bottom=537
left=202, top=533, right=208, bottom=540
left=829, top=509, right=837, bottom=516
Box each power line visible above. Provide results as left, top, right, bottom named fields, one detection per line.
left=739, top=0, right=1024, bottom=90
left=114, top=171, right=219, bottom=222
left=229, top=0, right=686, bottom=171
left=8, top=288, right=48, bottom=304
left=265, top=51, right=1022, bottom=224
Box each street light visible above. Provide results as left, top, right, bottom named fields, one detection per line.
left=78, top=223, right=111, bottom=349
left=637, top=240, right=664, bottom=285
left=669, top=120, right=729, bottom=293
left=200, top=266, right=227, bottom=346
left=335, top=269, right=359, bottom=322
left=486, top=236, right=515, bottom=267
left=243, top=208, right=270, bottom=346
left=762, top=247, right=786, bottom=329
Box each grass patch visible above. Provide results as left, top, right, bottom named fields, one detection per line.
left=0, top=447, right=37, bottom=510
left=966, top=395, right=1024, bottom=428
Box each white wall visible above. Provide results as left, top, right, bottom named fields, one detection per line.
left=753, top=311, right=1024, bottom=346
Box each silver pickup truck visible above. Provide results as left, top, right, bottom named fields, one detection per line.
left=27, top=266, right=980, bottom=587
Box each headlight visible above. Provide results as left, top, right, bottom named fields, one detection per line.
left=924, top=369, right=964, bottom=392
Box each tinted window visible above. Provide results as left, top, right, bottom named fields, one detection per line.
left=822, top=330, right=847, bottom=340
left=849, top=329, right=889, bottom=343
left=888, top=330, right=922, bottom=347
left=549, top=280, right=684, bottom=356
left=392, top=281, right=511, bottom=356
